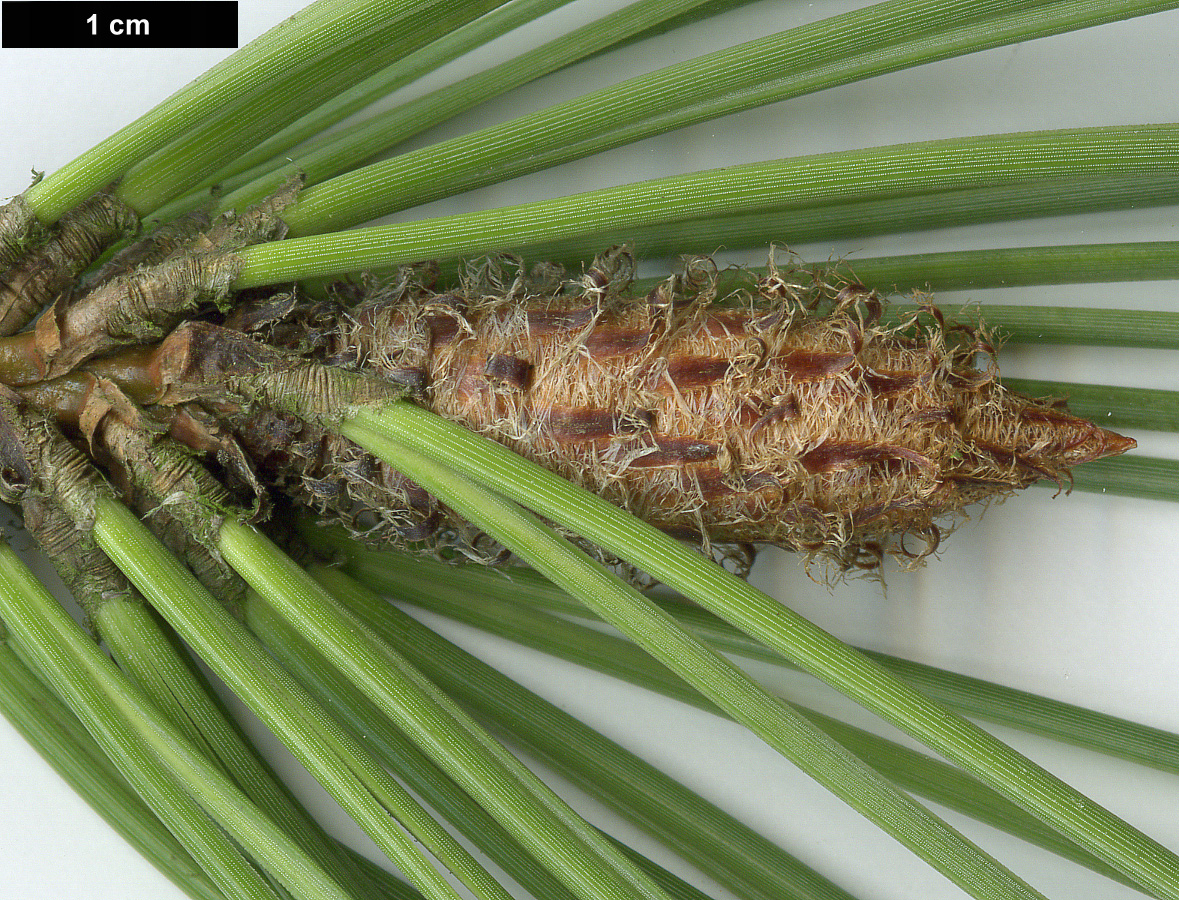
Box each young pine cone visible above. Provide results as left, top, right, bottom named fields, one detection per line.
left=313, top=254, right=1133, bottom=569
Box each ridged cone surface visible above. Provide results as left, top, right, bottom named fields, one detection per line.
left=318, top=253, right=1133, bottom=568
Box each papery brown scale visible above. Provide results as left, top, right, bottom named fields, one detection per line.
left=584, top=327, right=652, bottom=357
left=626, top=437, right=720, bottom=468
left=483, top=353, right=533, bottom=390
left=524, top=306, right=597, bottom=333
left=426, top=312, right=465, bottom=346
left=798, top=442, right=935, bottom=476
left=774, top=349, right=856, bottom=381
left=665, top=356, right=732, bottom=390
left=541, top=408, right=655, bottom=441
left=863, top=368, right=924, bottom=396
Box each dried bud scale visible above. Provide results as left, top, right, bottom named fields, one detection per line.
left=0, top=181, right=300, bottom=387
left=318, top=252, right=1134, bottom=568
left=82, top=213, right=210, bottom=292
left=0, top=193, right=40, bottom=272
left=16, top=493, right=138, bottom=629
left=224, top=404, right=448, bottom=548
left=0, top=192, right=140, bottom=337
left=90, top=404, right=251, bottom=614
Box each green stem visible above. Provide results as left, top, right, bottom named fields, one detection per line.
left=90, top=498, right=495, bottom=900
left=1067, top=455, right=1179, bottom=502
left=838, top=241, right=1179, bottom=293
left=97, top=600, right=235, bottom=771
left=242, top=594, right=587, bottom=900
left=279, top=0, right=1177, bottom=234
left=236, top=124, right=1179, bottom=286
left=305, top=566, right=860, bottom=900
left=216, top=517, right=681, bottom=900
left=21, top=0, right=409, bottom=223
left=620, top=241, right=1179, bottom=296
left=340, top=418, right=1046, bottom=900
left=217, top=0, right=789, bottom=212
left=0, top=541, right=346, bottom=900
left=598, top=0, right=763, bottom=52
left=116, top=0, right=508, bottom=215
left=320, top=536, right=1179, bottom=778
left=204, top=0, right=576, bottom=191
left=329, top=557, right=1131, bottom=890
left=93, top=595, right=412, bottom=900
left=349, top=400, right=1179, bottom=898
left=246, top=590, right=745, bottom=900
left=0, top=625, right=225, bottom=900
left=505, top=174, right=1179, bottom=270
left=900, top=304, right=1179, bottom=349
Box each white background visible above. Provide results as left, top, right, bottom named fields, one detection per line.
left=1, top=1, right=1178, bottom=898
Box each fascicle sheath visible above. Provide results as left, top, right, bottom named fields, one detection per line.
left=0, top=192, right=140, bottom=337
